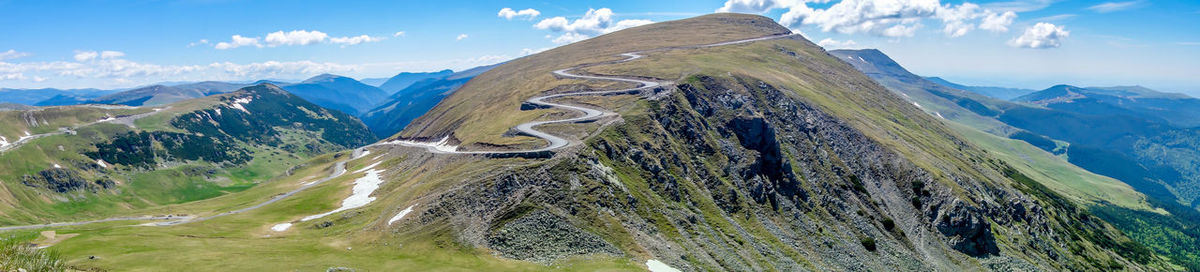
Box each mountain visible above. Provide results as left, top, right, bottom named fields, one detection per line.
left=358, top=77, right=389, bottom=87
left=924, top=77, right=1035, bottom=100
left=0, top=14, right=1174, bottom=271
left=377, top=69, right=455, bottom=94
left=836, top=48, right=1200, bottom=270
left=84, top=81, right=249, bottom=106
left=0, top=83, right=375, bottom=224
left=389, top=14, right=1159, bottom=270
left=279, top=74, right=388, bottom=116
left=1016, top=85, right=1200, bottom=128
left=361, top=64, right=498, bottom=138
left=0, top=88, right=116, bottom=105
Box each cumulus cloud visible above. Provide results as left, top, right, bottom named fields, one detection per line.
left=265, top=30, right=329, bottom=47
left=330, top=35, right=385, bottom=46
left=498, top=8, right=540, bottom=20
left=715, top=0, right=794, bottom=13
left=533, top=8, right=654, bottom=44
left=718, top=0, right=1017, bottom=38
left=979, top=11, right=1017, bottom=32
left=73, top=51, right=99, bottom=62
left=817, top=38, right=858, bottom=49
left=0, top=49, right=359, bottom=85
left=1009, top=22, right=1068, bottom=49
left=393, top=31, right=406, bottom=37
left=215, top=35, right=262, bottom=50
left=0, top=50, right=31, bottom=61
left=1088, top=1, right=1142, bottom=13
left=214, top=30, right=384, bottom=49
left=456, top=34, right=469, bottom=41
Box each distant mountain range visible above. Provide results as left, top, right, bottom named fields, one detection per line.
left=276, top=74, right=388, bottom=116
left=377, top=69, right=455, bottom=94
left=924, top=77, right=1035, bottom=100
left=361, top=64, right=498, bottom=138
left=834, top=48, right=1200, bottom=269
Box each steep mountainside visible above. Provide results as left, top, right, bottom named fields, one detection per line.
left=281, top=74, right=388, bottom=116
left=925, top=77, right=1035, bottom=100
left=840, top=48, right=1200, bottom=270
left=377, top=69, right=454, bottom=94
left=361, top=64, right=498, bottom=138
left=388, top=14, right=1162, bottom=270
left=0, top=83, right=375, bottom=224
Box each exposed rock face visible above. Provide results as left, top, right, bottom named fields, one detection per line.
left=486, top=210, right=621, bottom=264
left=22, top=168, right=103, bottom=193
left=935, top=199, right=999, bottom=256
left=404, top=72, right=1158, bottom=271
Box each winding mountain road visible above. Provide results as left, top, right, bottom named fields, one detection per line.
left=385, top=33, right=796, bottom=156
left=0, top=33, right=796, bottom=232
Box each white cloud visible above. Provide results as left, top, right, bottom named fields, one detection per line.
left=215, top=35, right=262, bottom=50
left=730, top=0, right=1016, bottom=38
left=520, top=47, right=551, bottom=56
left=715, top=0, right=796, bottom=13
left=0, top=50, right=31, bottom=61
left=979, top=11, right=1017, bottom=32
left=1, top=73, right=23, bottom=80
left=73, top=51, right=99, bottom=62
left=393, top=31, right=406, bottom=37
left=330, top=35, right=385, bottom=46
left=456, top=34, right=469, bottom=41
left=817, top=38, right=858, bottom=49
left=188, top=39, right=210, bottom=47
left=215, top=30, right=386, bottom=49
left=1009, top=22, right=1069, bottom=49
left=983, top=0, right=1055, bottom=13
left=533, top=8, right=654, bottom=44
left=498, top=8, right=540, bottom=20
left=265, top=30, right=329, bottom=47
left=100, top=51, right=124, bottom=59
left=1088, top=1, right=1141, bottom=13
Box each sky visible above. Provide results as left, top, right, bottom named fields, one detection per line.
left=0, top=0, right=1197, bottom=95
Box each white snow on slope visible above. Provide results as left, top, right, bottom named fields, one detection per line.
left=0, top=136, right=8, bottom=148
left=96, top=159, right=108, bottom=168
left=301, top=165, right=386, bottom=222
left=388, top=204, right=417, bottom=226
left=271, top=223, right=292, bottom=232
left=229, top=97, right=253, bottom=113
left=53, top=164, right=61, bottom=169
left=646, top=260, right=680, bottom=272
left=389, top=136, right=458, bottom=153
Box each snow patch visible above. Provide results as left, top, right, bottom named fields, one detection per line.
left=301, top=166, right=386, bottom=222
left=352, top=149, right=370, bottom=160
left=271, top=223, right=293, bottom=232
left=23, top=131, right=30, bottom=136
left=354, top=161, right=383, bottom=173
left=0, top=136, right=8, bottom=147
left=99, top=116, right=116, bottom=122
left=229, top=97, right=253, bottom=113
left=96, top=159, right=108, bottom=168
left=912, top=102, right=923, bottom=109
left=388, top=204, right=417, bottom=226
left=53, top=164, right=61, bottom=169
left=646, top=260, right=680, bottom=272
left=934, top=112, right=945, bottom=119
left=388, top=136, right=458, bottom=153
left=214, top=108, right=222, bottom=116
left=856, top=56, right=865, bottom=62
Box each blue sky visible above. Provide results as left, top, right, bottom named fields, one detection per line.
left=0, top=0, right=1197, bottom=95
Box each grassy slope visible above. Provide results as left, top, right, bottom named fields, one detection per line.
left=401, top=13, right=790, bottom=148
left=0, top=91, right=344, bottom=224
left=946, top=122, right=1157, bottom=211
